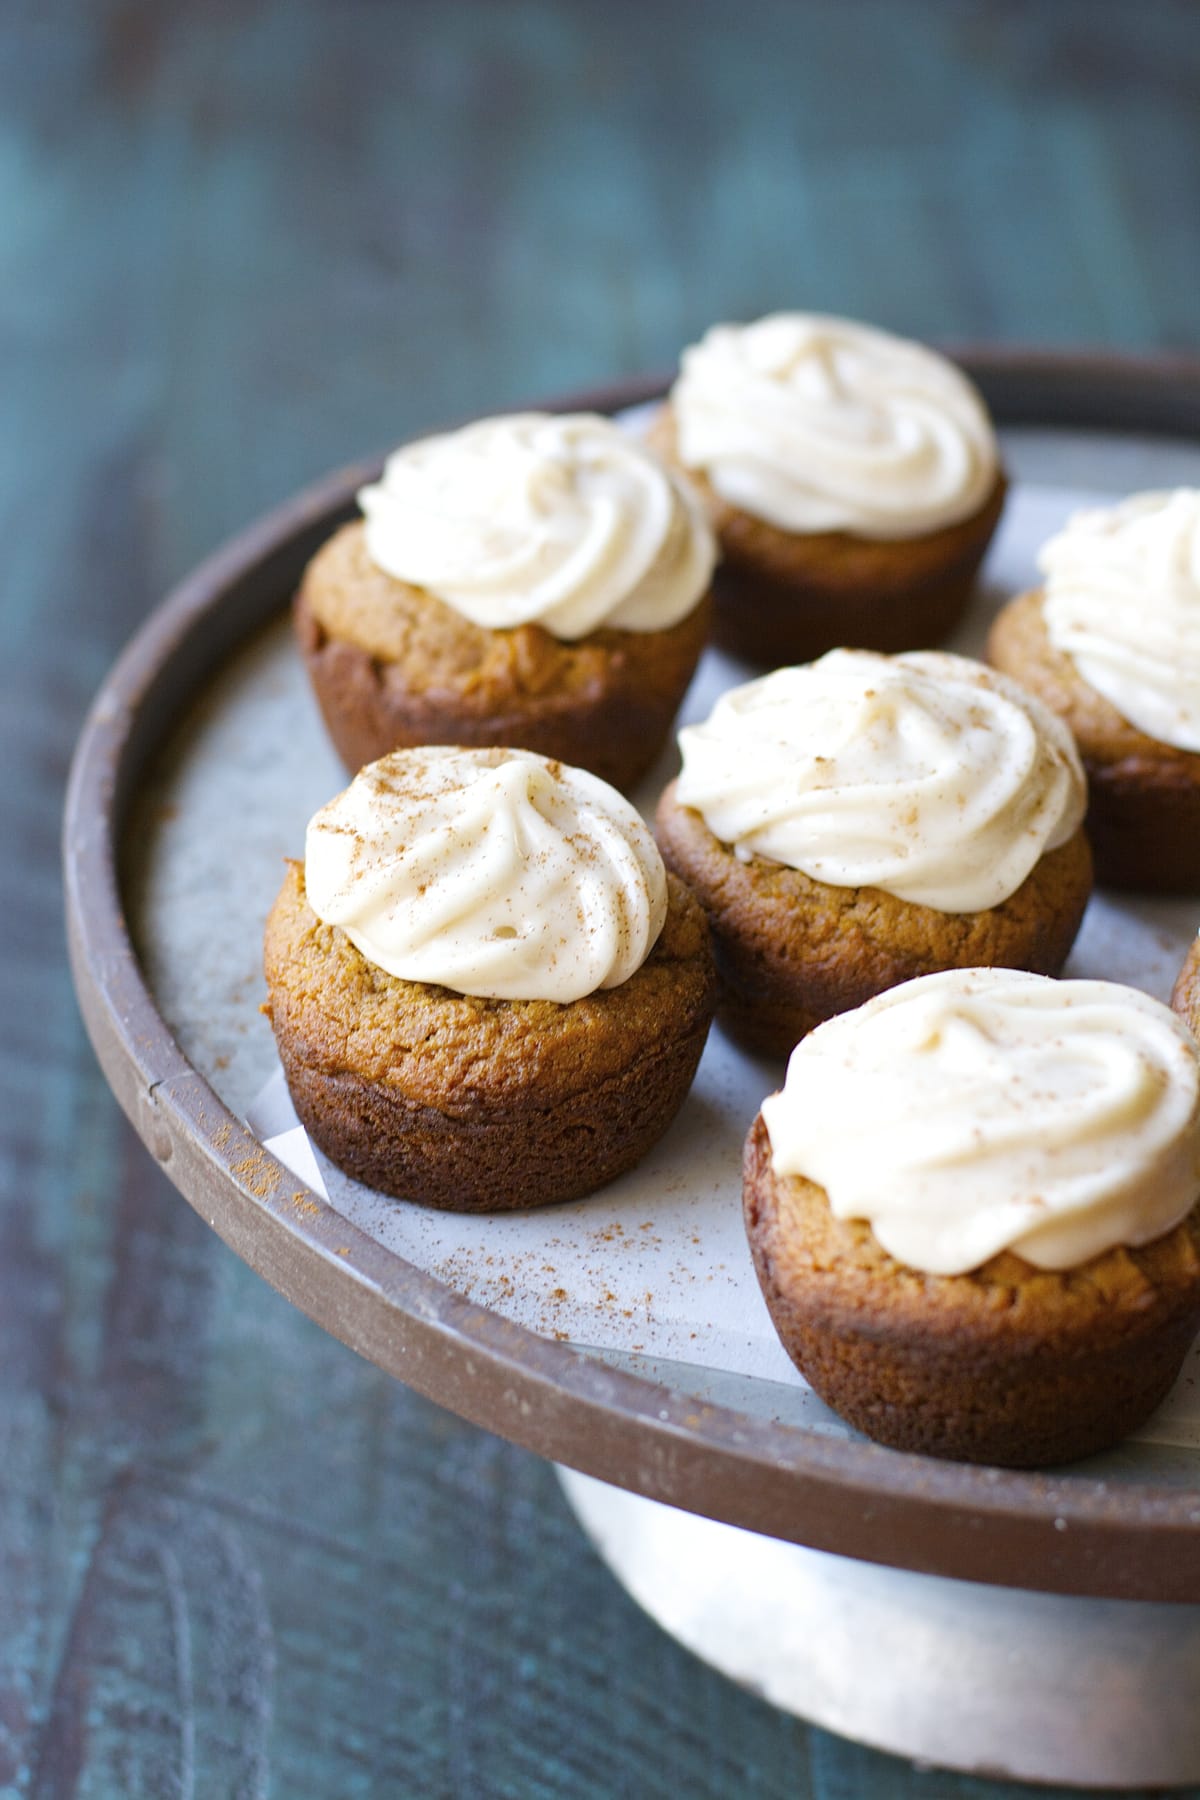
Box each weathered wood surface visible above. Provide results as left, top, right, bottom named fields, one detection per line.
left=5, top=1, right=1200, bottom=1793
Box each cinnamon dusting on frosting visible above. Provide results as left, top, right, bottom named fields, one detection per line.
left=304, top=746, right=668, bottom=1003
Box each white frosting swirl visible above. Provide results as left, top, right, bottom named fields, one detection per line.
left=762, top=969, right=1200, bottom=1275
left=357, top=412, right=715, bottom=640
left=671, top=313, right=998, bottom=538
left=675, top=651, right=1086, bottom=913
left=304, top=747, right=668, bottom=1004
left=1040, top=489, right=1200, bottom=751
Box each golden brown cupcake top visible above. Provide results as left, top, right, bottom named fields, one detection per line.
left=674, top=650, right=1086, bottom=912
left=265, top=860, right=712, bottom=1109
left=760, top=968, right=1200, bottom=1275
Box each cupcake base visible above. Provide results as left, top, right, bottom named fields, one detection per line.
left=743, top=1114, right=1200, bottom=1466
left=655, top=782, right=1093, bottom=1059
left=296, top=522, right=712, bottom=792
left=648, top=407, right=1006, bottom=667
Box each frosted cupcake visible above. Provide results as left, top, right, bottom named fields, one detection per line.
left=989, top=489, right=1200, bottom=890
left=745, top=969, right=1200, bottom=1466
left=263, top=747, right=716, bottom=1211
left=651, top=314, right=1005, bottom=665
left=656, top=649, right=1091, bottom=1056
left=296, top=413, right=716, bottom=791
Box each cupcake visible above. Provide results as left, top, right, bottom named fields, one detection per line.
left=1174, top=933, right=1200, bottom=1033
left=745, top=968, right=1200, bottom=1466
left=262, top=746, right=717, bottom=1211
left=295, top=412, right=716, bottom=792
left=988, top=489, right=1200, bottom=891
left=649, top=313, right=1005, bottom=666
left=655, top=649, right=1091, bottom=1057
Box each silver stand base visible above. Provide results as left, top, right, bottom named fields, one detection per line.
left=557, top=1467, right=1200, bottom=1789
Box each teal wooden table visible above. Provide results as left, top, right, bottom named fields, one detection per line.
left=8, top=3, right=1200, bottom=1794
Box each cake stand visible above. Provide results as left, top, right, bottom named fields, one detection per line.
left=64, top=352, right=1200, bottom=1788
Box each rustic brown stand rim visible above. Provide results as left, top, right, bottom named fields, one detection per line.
left=64, top=350, right=1200, bottom=1606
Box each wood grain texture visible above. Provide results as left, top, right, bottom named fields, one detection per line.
left=5, top=0, right=1200, bottom=1793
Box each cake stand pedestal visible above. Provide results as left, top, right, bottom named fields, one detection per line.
left=559, top=1467, right=1200, bottom=1788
